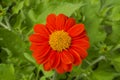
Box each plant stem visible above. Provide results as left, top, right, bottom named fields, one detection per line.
left=4, top=17, right=11, bottom=30
left=90, top=56, right=105, bottom=66
left=36, top=65, right=40, bottom=80
left=76, top=56, right=105, bottom=79
left=52, top=71, right=58, bottom=80
left=0, top=22, right=8, bottom=29
left=36, top=70, right=39, bottom=80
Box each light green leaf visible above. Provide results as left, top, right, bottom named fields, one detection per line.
left=109, top=5, right=120, bottom=21
left=108, top=22, right=120, bottom=43
left=0, top=64, right=15, bottom=80
left=28, top=9, right=37, bottom=23
left=23, top=52, right=36, bottom=64
left=112, top=56, right=120, bottom=72
left=42, top=70, right=54, bottom=78
left=91, top=70, right=117, bottom=80
left=52, top=2, right=84, bottom=16
left=40, top=76, right=46, bottom=80
left=12, top=1, right=24, bottom=14
left=37, top=2, right=84, bottom=23
left=82, top=1, right=106, bottom=45
left=24, top=0, right=30, bottom=6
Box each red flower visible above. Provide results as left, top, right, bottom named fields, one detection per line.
left=29, top=14, right=90, bottom=74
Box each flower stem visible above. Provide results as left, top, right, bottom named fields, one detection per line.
left=52, top=71, right=58, bottom=80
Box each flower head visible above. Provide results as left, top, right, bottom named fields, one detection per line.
left=29, top=14, right=90, bottom=74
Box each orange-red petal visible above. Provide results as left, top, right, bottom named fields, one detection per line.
left=67, top=24, right=85, bottom=37
left=62, top=63, right=72, bottom=72
left=29, top=34, right=48, bottom=43
left=53, top=53, right=61, bottom=68
left=56, top=65, right=64, bottom=74
left=46, top=14, right=56, bottom=26
left=61, top=51, right=74, bottom=64
left=43, top=61, right=51, bottom=71
left=69, top=48, right=82, bottom=65
left=32, top=45, right=51, bottom=64
left=56, top=62, right=72, bottom=73
left=33, top=49, right=50, bottom=64
left=72, top=31, right=87, bottom=40
left=34, top=24, right=49, bottom=36
left=33, top=45, right=50, bottom=57
left=30, top=44, right=42, bottom=51
left=48, top=50, right=55, bottom=68
left=48, top=50, right=60, bottom=68
left=64, top=18, right=76, bottom=31
left=56, top=14, right=68, bottom=30
left=46, top=24, right=55, bottom=33
left=46, top=14, right=56, bottom=32
left=72, top=46, right=88, bottom=59
left=72, top=39, right=90, bottom=50
left=33, top=54, right=48, bottom=64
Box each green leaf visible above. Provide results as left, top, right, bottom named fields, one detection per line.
left=12, top=12, right=25, bottom=28
left=23, top=52, right=36, bottom=64
left=28, top=9, right=37, bottom=23
left=0, top=48, right=8, bottom=63
left=104, top=0, right=120, bottom=6
left=0, top=29, right=25, bottom=57
left=0, top=0, right=14, bottom=7
left=112, top=56, right=120, bottom=72
left=82, top=0, right=106, bottom=45
left=109, top=5, right=120, bottom=21
left=12, top=1, right=24, bottom=14
left=52, top=2, right=84, bottom=16
left=0, top=64, right=15, bottom=80
left=91, top=70, right=117, bottom=80
left=42, top=70, right=54, bottom=78
left=40, top=76, right=46, bottom=80
left=108, top=22, right=120, bottom=43
left=36, top=2, right=84, bottom=23
left=90, top=61, right=117, bottom=80
left=24, top=0, right=30, bottom=6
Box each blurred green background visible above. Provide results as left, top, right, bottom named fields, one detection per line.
left=0, top=0, right=120, bottom=80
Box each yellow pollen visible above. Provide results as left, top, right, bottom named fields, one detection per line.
left=49, top=30, right=71, bottom=52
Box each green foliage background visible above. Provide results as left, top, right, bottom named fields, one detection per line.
left=0, top=0, right=120, bottom=80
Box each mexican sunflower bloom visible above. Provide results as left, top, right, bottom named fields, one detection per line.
left=29, top=14, right=90, bottom=74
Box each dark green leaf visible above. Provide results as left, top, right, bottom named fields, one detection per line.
left=0, top=29, right=25, bottom=57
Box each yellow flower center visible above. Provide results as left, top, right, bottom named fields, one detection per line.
left=49, top=30, right=71, bottom=52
